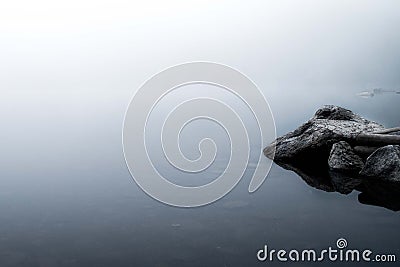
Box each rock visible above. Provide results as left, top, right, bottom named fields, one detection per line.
left=263, top=105, right=400, bottom=210
left=353, top=146, right=379, bottom=158
left=264, top=105, right=384, bottom=162
left=360, top=145, right=400, bottom=182
left=328, top=141, right=364, bottom=172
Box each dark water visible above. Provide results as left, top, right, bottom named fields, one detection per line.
left=0, top=89, right=399, bottom=267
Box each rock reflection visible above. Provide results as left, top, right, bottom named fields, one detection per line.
left=275, top=161, right=400, bottom=211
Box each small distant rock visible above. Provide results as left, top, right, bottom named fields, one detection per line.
left=328, top=141, right=364, bottom=172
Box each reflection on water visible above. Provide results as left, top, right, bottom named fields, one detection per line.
left=275, top=161, right=400, bottom=211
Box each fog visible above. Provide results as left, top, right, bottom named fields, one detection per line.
left=0, top=1, right=400, bottom=266
left=1, top=0, right=399, bottom=181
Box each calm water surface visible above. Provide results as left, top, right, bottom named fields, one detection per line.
left=2, top=2, right=400, bottom=266
left=0, top=89, right=399, bottom=267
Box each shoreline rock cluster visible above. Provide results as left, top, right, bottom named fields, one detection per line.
left=264, top=105, right=400, bottom=182
left=264, top=105, right=400, bottom=210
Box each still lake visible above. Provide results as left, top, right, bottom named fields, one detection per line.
left=0, top=87, right=399, bottom=267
